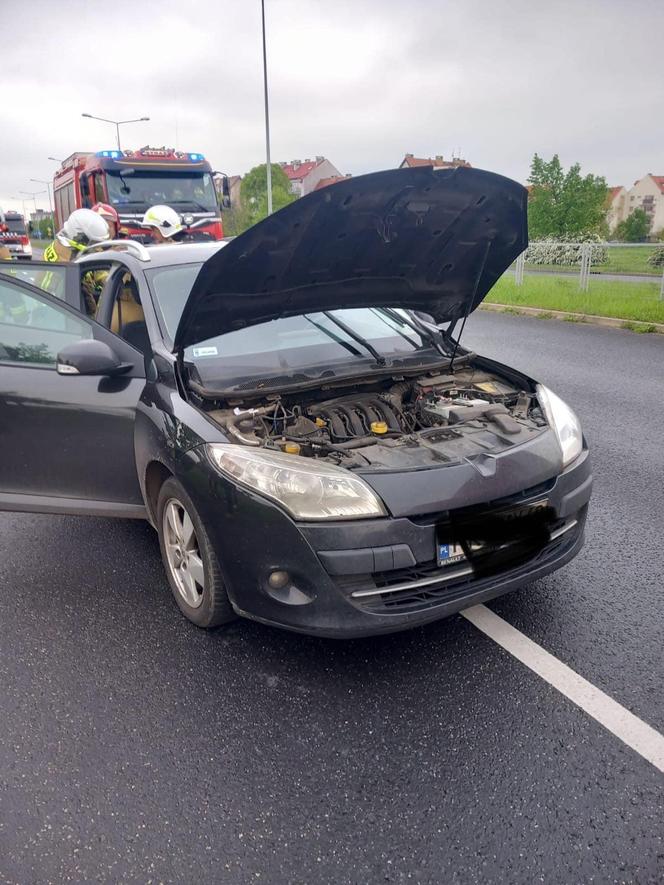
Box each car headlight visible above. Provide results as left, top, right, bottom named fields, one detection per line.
left=206, top=444, right=387, bottom=520
left=537, top=384, right=583, bottom=467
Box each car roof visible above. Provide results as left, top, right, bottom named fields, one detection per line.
left=77, top=239, right=226, bottom=271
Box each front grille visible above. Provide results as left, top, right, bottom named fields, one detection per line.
left=334, top=513, right=583, bottom=614
left=407, top=477, right=557, bottom=525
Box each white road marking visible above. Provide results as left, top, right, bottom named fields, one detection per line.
left=462, top=604, right=664, bottom=774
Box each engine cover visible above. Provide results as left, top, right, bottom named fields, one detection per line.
left=308, top=394, right=404, bottom=441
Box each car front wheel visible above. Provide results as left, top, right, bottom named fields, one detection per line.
left=157, top=477, right=236, bottom=629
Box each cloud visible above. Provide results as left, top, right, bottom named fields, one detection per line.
left=2, top=0, right=662, bottom=214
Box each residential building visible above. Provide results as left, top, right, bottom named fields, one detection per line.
left=227, top=175, right=242, bottom=208
left=605, top=186, right=627, bottom=232
left=30, top=208, right=49, bottom=224
left=213, top=173, right=242, bottom=209
left=399, top=153, right=471, bottom=170
left=607, top=174, right=664, bottom=236
left=313, top=175, right=352, bottom=191
left=279, top=157, right=342, bottom=196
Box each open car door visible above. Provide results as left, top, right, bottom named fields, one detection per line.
left=0, top=273, right=146, bottom=517
left=0, top=259, right=83, bottom=312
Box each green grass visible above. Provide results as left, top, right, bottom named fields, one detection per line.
left=599, top=245, right=660, bottom=275
left=488, top=275, right=664, bottom=325
left=620, top=321, right=659, bottom=334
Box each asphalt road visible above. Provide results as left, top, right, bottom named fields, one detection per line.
left=1, top=313, right=663, bottom=884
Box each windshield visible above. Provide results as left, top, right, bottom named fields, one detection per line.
left=106, top=171, right=218, bottom=214
left=4, top=218, right=26, bottom=234
left=146, top=263, right=437, bottom=388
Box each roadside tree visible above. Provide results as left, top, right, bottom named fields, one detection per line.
left=241, top=164, right=297, bottom=228
left=614, top=208, right=650, bottom=243
left=527, top=154, right=608, bottom=240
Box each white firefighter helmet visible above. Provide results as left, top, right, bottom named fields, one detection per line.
left=58, top=208, right=110, bottom=248
left=141, top=205, right=183, bottom=239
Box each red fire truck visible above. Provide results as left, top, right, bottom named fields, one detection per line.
left=0, top=211, right=32, bottom=259
left=53, top=147, right=226, bottom=240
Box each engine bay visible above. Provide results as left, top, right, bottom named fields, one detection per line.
left=201, top=364, right=548, bottom=470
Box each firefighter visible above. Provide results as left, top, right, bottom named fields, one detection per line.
left=83, top=203, right=129, bottom=312
left=140, top=205, right=184, bottom=244
left=43, top=208, right=110, bottom=263
left=43, top=208, right=110, bottom=311
left=92, top=202, right=125, bottom=240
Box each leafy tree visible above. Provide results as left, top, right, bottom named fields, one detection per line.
left=222, top=204, right=252, bottom=237
left=527, top=154, right=608, bottom=240
left=614, top=208, right=650, bottom=242
left=240, top=164, right=296, bottom=226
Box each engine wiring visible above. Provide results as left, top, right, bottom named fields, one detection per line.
left=212, top=366, right=542, bottom=461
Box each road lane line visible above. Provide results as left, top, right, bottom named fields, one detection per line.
left=461, top=604, right=664, bottom=774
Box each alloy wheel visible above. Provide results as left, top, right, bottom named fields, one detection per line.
left=162, top=498, right=205, bottom=609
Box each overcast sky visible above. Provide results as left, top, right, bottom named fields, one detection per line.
left=1, top=0, right=662, bottom=214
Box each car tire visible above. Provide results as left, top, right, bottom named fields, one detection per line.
left=157, top=477, right=236, bottom=629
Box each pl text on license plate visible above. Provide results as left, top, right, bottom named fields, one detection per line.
left=437, top=542, right=467, bottom=568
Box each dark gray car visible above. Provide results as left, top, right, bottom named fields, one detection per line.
left=0, top=167, right=591, bottom=637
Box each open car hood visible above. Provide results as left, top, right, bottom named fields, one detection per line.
left=174, top=166, right=527, bottom=351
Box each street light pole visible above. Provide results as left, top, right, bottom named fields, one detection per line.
left=261, top=0, right=273, bottom=215
left=10, top=197, right=29, bottom=220
left=30, top=178, right=55, bottom=233
left=81, top=113, right=150, bottom=151
left=20, top=189, right=46, bottom=238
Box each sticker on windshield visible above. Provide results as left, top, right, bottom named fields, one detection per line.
left=192, top=346, right=218, bottom=358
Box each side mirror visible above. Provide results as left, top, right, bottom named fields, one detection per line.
left=56, top=339, right=131, bottom=377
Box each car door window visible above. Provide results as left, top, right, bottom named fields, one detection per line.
left=0, top=262, right=69, bottom=302
left=0, top=277, right=92, bottom=367
left=79, top=262, right=113, bottom=318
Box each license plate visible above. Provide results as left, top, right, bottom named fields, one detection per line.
left=437, top=542, right=467, bottom=567
left=495, top=498, right=549, bottom=521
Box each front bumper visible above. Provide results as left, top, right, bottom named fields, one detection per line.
left=3, top=242, right=32, bottom=258
left=180, top=446, right=592, bottom=638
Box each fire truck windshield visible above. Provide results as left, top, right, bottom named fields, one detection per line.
left=5, top=217, right=27, bottom=233
left=106, top=171, right=218, bottom=214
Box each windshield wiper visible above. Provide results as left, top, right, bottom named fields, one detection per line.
left=322, top=311, right=387, bottom=366
left=303, top=315, right=363, bottom=357
left=371, top=308, right=420, bottom=348
left=381, top=308, right=449, bottom=358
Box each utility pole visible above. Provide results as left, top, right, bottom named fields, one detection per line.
left=261, top=0, right=273, bottom=215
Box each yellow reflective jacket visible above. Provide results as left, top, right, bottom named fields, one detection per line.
left=41, top=239, right=72, bottom=296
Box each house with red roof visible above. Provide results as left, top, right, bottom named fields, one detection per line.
left=279, top=157, right=343, bottom=197
left=399, top=153, right=471, bottom=170
left=607, top=174, right=664, bottom=236
left=314, top=175, right=351, bottom=191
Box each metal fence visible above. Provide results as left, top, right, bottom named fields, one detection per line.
left=512, top=242, right=664, bottom=299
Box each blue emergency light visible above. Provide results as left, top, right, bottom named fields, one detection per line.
left=188, top=152, right=205, bottom=161
left=96, top=150, right=123, bottom=159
